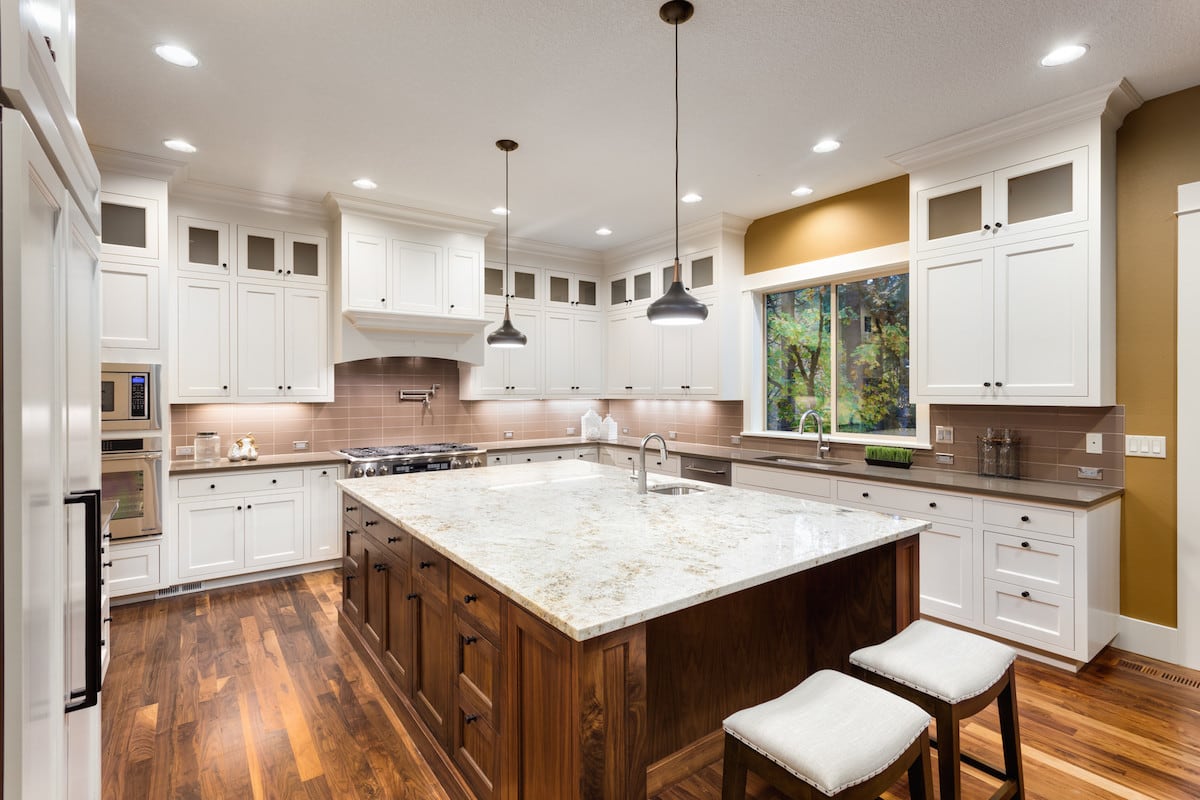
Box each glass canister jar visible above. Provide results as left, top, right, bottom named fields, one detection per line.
left=194, top=431, right=221, bottom=462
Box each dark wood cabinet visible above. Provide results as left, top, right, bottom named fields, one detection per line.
left=384, top=549, right=414, bottom=693
left=412, top=565, right=452, bottom=747
left=342, top=518, right=363, bottom=627
left=361, top=535, right=388, bottom=655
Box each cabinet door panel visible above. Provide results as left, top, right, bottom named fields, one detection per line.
left=100, top=262, right=159, bottom=350
left=361, top=537, right=388, bottom=655
left=687, top=301, right=720, bottom=395
left=284, top=232, right=326, bottom=285
left=447, top=248, right=481, bottom=317
left=919, top=524, right=976, bottom=624
left=178, top=216, right=230, bottom=275
left=413, top=587, right=452, bottom=747
left=915, top=249, right=993, bottom=397
left=543, top=311, right=575, bottom=395
left=506, top=309, right=542, bottom=394
left=346, top=232, right=387, bottom=309
left=100, top=191, right=159, bottom=261
left=237, top=284, right=285, bottom=397
left=308, top=467, right=341, bottom=560
left=606, top=313, right=633, bottom=394
left=994, top=147, right=1088, bottom=237
left=244, top=492, right=305, bottom=568
left=573, top=314, right=605, bottom=395
left=916, top=173, right=993, bottom=252
left=657, top=325, right=689, bottom=396
left=178, top=499, right=244, bottom=578
left=984, top=530, right=1074, bottom=597
left=284, top=288, right=329, bottom=397
left=993, top=232, right=1088, bottom=397
left=628, top=311, right=657, bottom=393
left=391, top=240, right=442, bottom=313
left=176, top=277, right=231, bottom=398
left=384, top=563, right=413, bottom=693
left=237, top=225, right=285, bottom=279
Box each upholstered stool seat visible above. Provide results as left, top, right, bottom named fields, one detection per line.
left=721, top=669, right=934, bottom=799
left=850, top=620, right=1025, bottom=800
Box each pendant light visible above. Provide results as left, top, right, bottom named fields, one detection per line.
left=487, top=139, right=528, bottom=348
left=647, top=0, right=708, bottom=327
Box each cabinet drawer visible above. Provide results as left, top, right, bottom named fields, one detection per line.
left=455, top=616, right=500, bottom=723
left=412, top=538, right=448, bottom=591
left=341, top=494, right=364, bottom=525
left=178, top=469, right=303, bottom=498
left=732, top=464, right=832, bottom=500
left=983, top=578, right=1075, bottom=651
left=611, top=450, right=682, bottom=477
left=107, top=541, right=164, bottom=596
left=983, top=500, right=1074, bottom=538
left=984, top=531, right=1074, bottom=597
left=838, top=480, right=972, bottom=521
left=452, top=566, right=502, bottom=641
left=453, top=701, right=499, bottom=800
left=374, top=522, right=411, bottom=563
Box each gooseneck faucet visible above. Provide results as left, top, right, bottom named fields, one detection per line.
left=637, top=433, right=669, bottom=494
left=796, top=409, right=831, bottom=459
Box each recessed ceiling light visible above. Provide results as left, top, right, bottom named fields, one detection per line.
left=595, top=227, right=613, bottom=236
left=681, top=192, right=702, bottom=203
left=352, top=178, right=377, bottom=190
left=162, top=139, right=196, bottom=154
left=791, top=186, right=814, bottom=197
left=812, top=139, right=841, bottom=154
left=492, top=206, right=510, bottom=216
left=1040, top=44, right=1089, bottom=67
left=154, top=44, right=199, bottom=68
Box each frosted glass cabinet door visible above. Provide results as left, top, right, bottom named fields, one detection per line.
left=178, top=216, right=230, bottom=275
left=100, top=191, right=159, bottom=261
left=916, top=174, right=993, bottom=252
left=993, top=147, right=1088, bottom=239
left=284, top=232, right=327, bottom=285
left=237, top=225, right=285, bottom=279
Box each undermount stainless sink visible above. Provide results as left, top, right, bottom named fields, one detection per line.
left=648, top=483, right=708, bottom=496
left=754, top=454, right=851, bottom=467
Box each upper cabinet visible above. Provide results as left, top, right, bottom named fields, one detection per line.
left=101, top=191, right=160, bottom=262
left=179, top=217, right=231, bottom=275
left=236, top=225, right=327, bottom=285
left=898, top=81, right=1142, bottom=406
left=484, top=263, right=540, bottom=307
left=545, top=271, right=599, bottom=311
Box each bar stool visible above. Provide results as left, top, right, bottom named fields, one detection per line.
left=721, top=669, right=934, bottom=800
left=849, top=620, right=1025, bottom=800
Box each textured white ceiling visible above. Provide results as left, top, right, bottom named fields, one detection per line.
left=76, top=0, right=1200, bottom=250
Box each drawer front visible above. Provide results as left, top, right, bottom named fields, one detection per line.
left=732, top=464, right=832, bottom=500
left=984, top=578, right=1075, bottom=651
left=984, top=531, right=1074, bottom=597
left=178, top=469, right=303, bottom=498
left=341, top=493, right=364, bottom=525
left=982, top=500, right=1074, bottom=538
left=452, top=566, right=502, bottom=641
left=453, top=701, right=499, bottom=800
left=838, top=480, right=973, bottom=521
left=612, top=450, right=682, bottom=477
left=412, top=538, right=449, bottom=591
left=375, top=520, right=411, bottom=563
left=455, top=616, right=500, bottom=723
left=107, top=541, right=163, bottom=596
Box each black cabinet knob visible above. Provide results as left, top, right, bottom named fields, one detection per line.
left=271, top=479, right=277, bottom=484
left=237, top=505, right=243, bottom=511
left=373, top=563, right=386, bottom=572
left=286, top=270, right=292, bottom=275
left=222, top=385, right=228, bottom=390
left=449, top=304, right=455, bottom=309
left=463, top=636, right=478, bottom=646
left=419, top=561, right=433, bottom=569
left=277, top=269, right=283, bottom=274
left=246, top=504, right=252, bottom=509
left=465, top=714, right=479, bottom=724
left=406, top=592, right=417, bottom=600
left=381, top=298, right=386, bottom=303
left=983, top=224, right=991, bottom=231
left=983, top=381, right=992, bottom=387
left=287, top=385, right=292, bottom=390
left=1020, top=515, right=1030, bottom=523
left=364, top=520, right=378, bottom=527
left=1021, top=591, right=1031, bottom=598
left=464, top=593, right=478, bottom=604
left=625, top=386, right=633, bottom=390
left=345, top=575, right=355, bottom=582
left=222, top=263, right=228, bottom=269
left=862, top=492, right=869, bottom=498
left=210, top=484, right=216, bottom=489
left=387, top=536, right=401, bottom=544
left=278, top=385, right=283, bottom=390
left=995, top=221, right=1003, bottom=229
left=321, top=470, right=327, bottom=475
left=929, top=502, right=937, bottom=508
left=995, top=381, right=1003, bottom=387
left=1021, top=541, right=1031, bottom=548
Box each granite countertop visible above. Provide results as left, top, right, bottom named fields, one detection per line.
left=476, top=436, right=1123, bottom=508
left=339, top=461, right=929, bottom=641
left=169, top=450, right=346, bottom=475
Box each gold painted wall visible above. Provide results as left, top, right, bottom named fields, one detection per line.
left=1114, top=84, right=1200, bottom=626
left=744, top=175, right=908, bottom=273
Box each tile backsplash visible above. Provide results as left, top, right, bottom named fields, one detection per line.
left=170, top=358, right=1124, bottom=487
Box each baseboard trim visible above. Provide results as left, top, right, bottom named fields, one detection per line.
left=1114, top=615, right=1180, bottom=665
left=646, top=730, right=724, bottom=796
left=111, top=559, right=341, bottom=606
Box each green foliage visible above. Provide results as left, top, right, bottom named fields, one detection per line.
left=865, top=445, right=913, bottom=464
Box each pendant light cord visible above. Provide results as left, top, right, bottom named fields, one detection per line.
left=673, top=19, right=680, bottom=279
left=505, top=147, right=511, bottom=307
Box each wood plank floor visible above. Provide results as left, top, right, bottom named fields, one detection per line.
left=102, top=570, right=1200, bottom=799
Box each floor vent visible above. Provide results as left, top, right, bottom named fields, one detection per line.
left=156, top=581, right=204, bottom=598
left=1117, top=658, right=1154, bottom=674
left=1161, top=672, right=1200, bottom=689
left=1117, top=658, right=1200, bottom=689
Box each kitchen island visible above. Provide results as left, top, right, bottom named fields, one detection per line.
left=337, top=461, right=929, bottom=800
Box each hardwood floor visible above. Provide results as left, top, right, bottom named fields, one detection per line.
left=103, top=570, right=1200, bottom=799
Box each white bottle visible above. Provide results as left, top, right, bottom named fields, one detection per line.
left=602, top=414, right=618, bottom=441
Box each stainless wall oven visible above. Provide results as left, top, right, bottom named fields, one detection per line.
left=100, top=362, right=160, bottom=432
left=101, top=436, right=163, bottom=540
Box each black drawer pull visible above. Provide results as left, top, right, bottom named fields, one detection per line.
left=364, top=520, right=378, bottom=527
left=1020, top=515, right=1031, bottom=523
left=1021, top=541, right=1031, bottom=549
left=463, top=635, right=478, bottom=646
left=387, top=536, right=401, bottom=544
left=1020, top=591, right=1031, bottom=599
left=861, top=492, right=869, bottom=498
left=464, top=714, right=479, bottom=724
left=345, top=505, right=358, bottom=512
left=419, top=561, right=433, bottom=569
left=102, top=561, right=113, bottom=568
left=345, top=529, right=355, bottom=536
left=103, top=617, right=113, bottom=624
left=345, top=575, right=355, bottom=582
left=406, top=592, right=418, bottom=600
left=373, top=563, right=386, bottom=572
left=464, top=593, right=478, bottom=604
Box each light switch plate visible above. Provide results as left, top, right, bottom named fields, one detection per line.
left=503, top=430, right=514, bottom=439
left=935, top=426, right=954, bottom=444
left=1125, top=434, right=1167, bottom=458
left=1085, top=433, right=1103, bottom=454
left=293, top=440, right=309, bottom=450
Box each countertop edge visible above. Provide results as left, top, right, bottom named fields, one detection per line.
left=169, top=451, right=346, bottom=475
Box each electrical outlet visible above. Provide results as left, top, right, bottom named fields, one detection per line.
left=503, top=430, right=514, bottom=439
left=730, top=435, right=742, bottom=445
left=935, top=452, right=954, bottom=465
left=668, top=430, right=677, bottom=440
left=622, top=427, right=629, bottom=434
left=176, top=445, right=195, bottom=456
left=1078, top=467, right=1103, bottom=480
left=566, top=426, right=576, bottom=435
left=1085, top=433, right=1103, bottom=454
left=1125, top=435, right=1167, bottom=458
left=935, top=426, right=954, bottom=444
left=293, top=440, right=309, bottom=450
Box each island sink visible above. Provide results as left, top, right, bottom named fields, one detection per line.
left=754, top=454, right=851, bottom=467
left=648, top=483, right=707, bottom=495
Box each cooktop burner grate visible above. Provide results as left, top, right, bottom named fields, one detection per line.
left=338, top=442, right=480, bottom=459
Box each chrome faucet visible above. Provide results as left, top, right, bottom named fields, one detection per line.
left=797, top=409, right=831, bottom=459
left=637, top=433, right=668, bottom=494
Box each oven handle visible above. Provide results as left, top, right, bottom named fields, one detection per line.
left=64, top=488, right=102, bottom=713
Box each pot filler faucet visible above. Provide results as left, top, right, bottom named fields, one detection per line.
left=637, top=433, right=669, bottom=494
left=796, top=409, right=831, bottom=459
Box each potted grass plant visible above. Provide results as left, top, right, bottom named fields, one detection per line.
left=864, top=445, right=914, bottom=469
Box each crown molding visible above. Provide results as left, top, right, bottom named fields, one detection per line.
left=486, top=234, right=604, bottom=269
left=603, top=212, right=753, bottom=265
left=888, top=79, right=1144, bottom=172
left=171, top=179, right=327, bottom=221
left=325, top=192, right=495, bottom=236
left=90, top=145, right=185, bottom=181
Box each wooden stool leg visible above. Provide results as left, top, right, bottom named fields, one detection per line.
left=907, top=730, right=935, bottom=800
left=721, top=735, right=750, bottom=800
left=935, top=703, right=962, bottom=800
left=997, top=665, right=1026, bottom=799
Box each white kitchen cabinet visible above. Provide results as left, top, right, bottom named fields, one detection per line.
left=731, top=463, right=833, bottom=500
left=178, top=216, right=231, bottom=275
left=500, top=446, right=598, bottom=465
left=605, top=310, right=657, bottom=396
left=544, top=311, right=604, bottom=396
left=100, top=261, right=159, bottom=351
left=236, top=284, right=331, bottom=400
left=105, top=539, right=165, bottom=597
left=285, top=233, right=327, bottom=285
left=391, top=239, right=442, bottom=313
left=916, top=148, right=1088, bottom=253
left=244, top=492, right=306, bottom=569
left=918, top=524, right=977, bottom=625
left=307, top=466, right=343, bottom=560
left=916, top=231, right=1088, bottom=401
left=467, top=305, right=542, bottom=397
left=100, top=190, right=159, bottom=262
left=175, top=276, right=232, bottom=399
left=345, top=232, right=388, bottom=309
left=177, top=497, right=244, bottom=578
left=284, top=288, right=331, bottom=397
left=447, top=248, right=482, bottom=317
left=237, top=225, right=327, bottom=285
left=607, top=264, right=656, bottom=309
left=657, top=300, right=719, bottom=396
left=658, top=250, right=716, bottom=297
left=484, top=262, right=540, bottom=307
left=546, top=270, right=600, bottom=311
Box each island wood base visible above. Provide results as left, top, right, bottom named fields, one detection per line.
left=340, top=534, right=919, bottom=800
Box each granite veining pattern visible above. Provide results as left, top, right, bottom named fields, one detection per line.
left=338, top=461, right=929, bottom=641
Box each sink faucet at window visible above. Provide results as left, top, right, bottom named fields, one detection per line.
left=796, top=409, right=831, bottom=460
left=637, top=433, right=668, bottom=494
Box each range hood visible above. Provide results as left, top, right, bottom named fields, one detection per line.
left=335, top=311, right=489, bottom=366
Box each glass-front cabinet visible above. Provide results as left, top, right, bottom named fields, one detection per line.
left=545, top=270, right=599, bottom=310
left=178, top=217, right=231, bottom=275
left=101, top=192, right=159, bottom=262
left=484, top=263, right=539, bottom=306
left=660, top=250, right=716, bottom=296
left=608, top=265, right=655, bottom=308
left=916, top=147, right=1088, bottom=253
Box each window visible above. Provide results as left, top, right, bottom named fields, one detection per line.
left=765, top=271, right=915, bottom=439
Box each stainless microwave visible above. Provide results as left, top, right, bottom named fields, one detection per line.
left=100, top=363, right=161, bottom=432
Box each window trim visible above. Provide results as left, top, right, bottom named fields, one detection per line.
left=740, top=242, right=930, bottom=448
